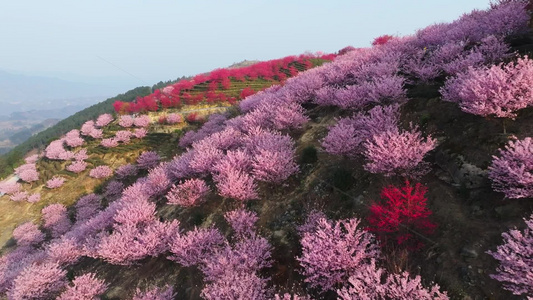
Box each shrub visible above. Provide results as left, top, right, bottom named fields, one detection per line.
left=367, top=181, right=437, bottom=249
left=297, top=216, right=380, bottom=292
left=363, top=128, right=436, bottom=178
left=488, top=137, right=533, bottom=199
left=487, top=214, right=533, bottom=297
left=166, top=178, right=210, bottom=206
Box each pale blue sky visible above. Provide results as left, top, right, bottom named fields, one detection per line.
left=0, top=0, right=490, bottom=88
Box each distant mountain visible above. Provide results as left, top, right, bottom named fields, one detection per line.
left=0, top=70, right=128, bottom=116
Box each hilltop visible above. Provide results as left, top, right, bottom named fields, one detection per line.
left=0, top=1, right=532, bottom=300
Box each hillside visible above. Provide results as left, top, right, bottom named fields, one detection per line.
left=0, top=2, right=532, bottom=300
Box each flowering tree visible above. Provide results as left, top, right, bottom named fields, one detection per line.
left=42, top=204, right=72, bottom=238
left=119, top=115, right=134, bottom=128
left=137, top=151, right=160, bottom=170
left=57, top=273, right=108, bottom=300
left=134, top=115, right=151, bottom=127
left=115, top=130, right=133, bottom=143
left=337, top=260, right=449, bottom=299
left=224, top=209, right=259, bottom=238
left=133, top=128, right=148, bottom=139
left=166, top=113, right=182, bottom=124
left=73, top=149, right=89, bottom=161
left=95, top=114, right=114, bottom=127
left=14, top=163, right=39, bottom=183
left=45, top=237, right=83, bottom=266
left=368, top=181, right=437, bottom=249
left=440, top=56, right=533, bottom=123
left=363, top=128, right=436, bottom=178
left=26, top=193, right=41, bottom=203
left=10, top=192, right=28, bottom=202
left=167, top=227, right=226, bottom=266
left=75, top=194, right=101, bottom=223
left=166, top=178, right=210, bottom=206
left=12, top=222, right=44, bottom=247
left=132, top=286, right=176, bottom=300
left=322, top=105, right=399, bottom=157
left=64, top=130, right=84, bottom=148
left=46, top=176, right=66, bottom=189
left=24, top=154, right=39, bottom=164
left=89, top=166, right=113, bottom=179
left=488, top=137, right=533, bottom=199
left=297, top=216, right=380, bottom=292
left=66, top=161, right=88, bottom=173
left=115, top=163, right=138, bottom=179
left=486, top=214, right=533, bottom=298
left=8, top=262, right=66, bottom=299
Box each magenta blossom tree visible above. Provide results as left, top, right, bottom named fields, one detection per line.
left=486, top=214, right=533, bottom=297
left=137, top=151, right=160, bottom=170
left=488, top=137, right=533, bottom=199
left=166, top=178, right=210, bottom=206
left=57, top=273, right=108, bottom=300
left=440, top=56, right=533, bottom=123
left=363, top=127, right=436, bottom=178
left=297, top=216, right=380, bottom=292
left=42, top=204, right=72, bottom=238
left=8, top=262, right=66, bottom=300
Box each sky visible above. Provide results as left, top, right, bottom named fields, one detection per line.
left=0, top=0, right=491, bottom=89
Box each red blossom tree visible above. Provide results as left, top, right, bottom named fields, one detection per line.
left=367, top=181, right=437, bottom=249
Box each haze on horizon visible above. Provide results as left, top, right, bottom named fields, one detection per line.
left=1, top=0, right=490, bottom=89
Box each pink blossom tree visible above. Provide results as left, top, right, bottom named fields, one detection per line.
left=57, top=273, right=107, bottom=300
left=100, top=138, right=119, bottom=148
left=14, top=163, right=39, bottom=183
left=89, top=166, right=113, bottom=179
left=166, top=113, right=182, bottom=124
left=46, top=176, right=66, bottom=189
left=488, top=137, right=533, bottom=199
left=297, top=216, right=380, bottom=292
left=12, top=222, right=44, bottom=247
left=337, top=260, right=448, bottom=299
left=115, top=130, right=133, bottom=143
left=26, top=193, right=41, bottom=203
left=8, top=262, right=66, bottom=300
left=95, top=113, right=114, bottom=127
left=118, top=115, right=134, bottom=128
left=45, top=237, right=83, bottom=266
left=133, top=128, right=148, bottom=139
left=42, top=204, right=72, bottom=238
left=167, top=227, right=226, bottom=266
left=131, top=286, right=176, bottom=300
left=440, top=56, right=533, bottom=124
left=134, top=115, right=151, bottom=127
left=486, top=214, right=533, bottom=297
left=73, top=149, right=89, bottom=161
left=24, top=154, right=39, bottom=164
left=66, top=161, right=88, bottom=173
left=64, top=130, right=84, bottom=148
left=166, top=178, right=210, bottom=206
left=10, top=192, right=28, bottom=202
left=363, top=128, right=436, bottom=178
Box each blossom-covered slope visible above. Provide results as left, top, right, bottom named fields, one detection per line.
left=1, top=1, right=533, bottom=299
